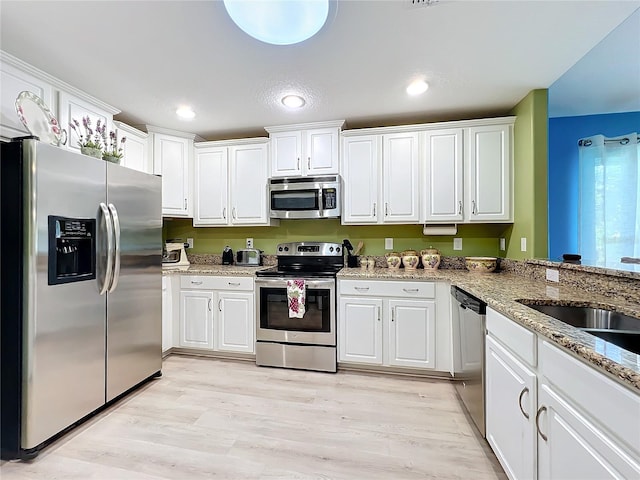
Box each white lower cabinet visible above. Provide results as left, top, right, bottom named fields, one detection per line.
left=338, top=280, right=440, bottom=370
left=485, top=334, right=537, bottom=480
left=215, top=291, right=254, bottom=354
left=178, top=275, right=255, bottom=355
left=486, top=307, right=640, bottom=480
left=161, top=275, right=178, bottom=353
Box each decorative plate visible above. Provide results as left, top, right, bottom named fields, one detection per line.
left=15, top=91, right=66, bottom=146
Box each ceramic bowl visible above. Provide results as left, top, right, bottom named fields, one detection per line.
left=465, top=256, right=497, bottom=273
left=385, top=252, right=402, bottom=269
left=420, top=248, right=441, bottom=270
left=401, top=250, right=420, bottom=270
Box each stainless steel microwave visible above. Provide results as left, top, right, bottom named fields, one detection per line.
left=269, top=175, right=341, bottom=219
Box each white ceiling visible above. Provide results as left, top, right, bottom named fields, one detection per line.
left=1, top=0, right=638, bottom=140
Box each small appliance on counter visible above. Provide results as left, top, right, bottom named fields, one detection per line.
left=222, top=245, right=234, bottom=265
left=163, top=240, right=189, bottom=268
left=237, top=248, right=262, bottom=266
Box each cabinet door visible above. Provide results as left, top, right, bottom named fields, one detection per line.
left=215, top=291, right=254, bottom=354
left=423, top=129, right=464, bottom=222
left=341, top=136, right=380, bottom=224
left=162, top=276, right=173, bottom=353
left=229, top=143, right=269, bottom=224
left=270, top=131, right=302, bottom=177
left=338, top=297, right=383, bottom=365
left=485, top=335, right=537, bottom=480
left=154, top=134, right=191, bottom=217
left=59, top=92, right=112, bottom=155
left=117, top=126, right=149, bottom=173
left=382, top=132, right=420, bottom=223
left=537, top=383, right=640, bottom=480
left=179, top=290, right=214, bottom=349
left=388, top=299, right=436, bottom=369
left=467, top=124, right=511, bottom=221
left=194, top=147, right=229, bottom=226
left=305, top=127, right=339, bottom=175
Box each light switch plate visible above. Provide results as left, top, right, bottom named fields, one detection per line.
left=546, top=268, right=559, bottom=283
left=246, top=238, right=253, bottom=248
left=186, top=237, right=194, bottom=249
left=453, top=238, right=462, bottom=250
left=520, top=237, right=527, bottom=252
left=499, top=238, right=506, bottom=251
left=385, top=238, right=393, bottom=250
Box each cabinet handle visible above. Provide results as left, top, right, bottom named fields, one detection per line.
left=307, top=157, right=311, bottom=169
left=228, top=282, right=240, bottom=286
left=391, top=308, right=395, bottom=322
left=472, top=200, right=477, bottom=215
left=223, top=207, right=226, bottom=219
left=372, top=202, right=376, bottom=216
left=354, top=286, right=370, bottom=291
left=218, top=299, right=222, bottom=311
left=377, top=306, right=381, bottom=322
left=208, top=298, right=212, bottom=311
left=518, top=387, right=530, bottom=419
left=385, top=202, right=389, bottom=216
left=232, top=207, right=237, bottom=219
left=184, top=198, right=187, bottom=210
left=535, top=406, right=548, bottom=441
left=458, top=200, right=463, bottom=215
left=297, top=157, right=300, bottom=170
left=191, top=280, right=203, bottom=285
left=402, top=288, right=419, bottom=293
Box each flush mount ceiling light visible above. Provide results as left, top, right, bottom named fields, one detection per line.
left=406, top=79, right=429, bottom=96
left=281, top=94, right=306, bottom=108
left=176, top=106, right=195, bottom=119
left=223, top=0, right=330, bottom=45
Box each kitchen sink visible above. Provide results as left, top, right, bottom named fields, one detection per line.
left=517, top=301, right=640, bottom=355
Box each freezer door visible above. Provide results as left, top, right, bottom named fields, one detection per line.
left=23, top=141, right=107, bottom=450
left=106, top=163, right=162, bottom=401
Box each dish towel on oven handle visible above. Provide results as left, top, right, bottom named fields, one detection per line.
left=287, top=279, right=305, bottom=318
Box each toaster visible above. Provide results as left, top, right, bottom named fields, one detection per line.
left=236, top=248, right=262, bottom=266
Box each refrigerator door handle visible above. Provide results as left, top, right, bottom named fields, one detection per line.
left=98, top=202, right=114, bottom=295
left=107, top=203, right=121, bottom=293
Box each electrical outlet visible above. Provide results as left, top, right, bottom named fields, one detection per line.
left=453, top=238, right=462, bottom=251
left=385, top=238, right=393, bottom=250
left=186, top=237, right=194, bottom=249
left=246, top=238, right=253, bottom=249
left=499, top=238, right=506, bottom=251
left=546, top=268, right=559, bottom=283
left=520, top=237, right=527, bottom=252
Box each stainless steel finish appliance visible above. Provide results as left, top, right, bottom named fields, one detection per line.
left=1, top=138, right=162, bottom=460
left=451, top=286, right=487, bottom=437
left=269, top=175, right=341, bottom=219
left=255, top=241, right=343, bottom=372
left=236, top=248, right=262, bottom=266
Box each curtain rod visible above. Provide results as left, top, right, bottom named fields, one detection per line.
left=578, top=135, right=640, bottom=147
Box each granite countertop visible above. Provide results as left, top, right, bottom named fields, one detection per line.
left=338, top=267, right=640, bottom=392
left=162, top=264, right=269, bottom=276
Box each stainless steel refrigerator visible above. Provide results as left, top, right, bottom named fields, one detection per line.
left=1, top=137, right=162, bottom=460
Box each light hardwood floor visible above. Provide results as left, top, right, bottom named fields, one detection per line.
left=1, top=355, right=506, bottom=479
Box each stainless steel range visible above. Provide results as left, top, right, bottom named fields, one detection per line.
left=255, top=241, right=344, bottom=373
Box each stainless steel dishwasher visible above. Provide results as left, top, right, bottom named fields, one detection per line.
left=451, top=285, right=487, bottom=437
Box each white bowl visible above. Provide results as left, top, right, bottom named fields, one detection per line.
left=465, top=257, right=497, bottom=273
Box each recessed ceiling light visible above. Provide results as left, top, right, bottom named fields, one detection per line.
left=406, top=79, right=429, bottom=96
left=176, top=106, right=195, bottom=119
left=223, top=0, right=330, bottom=45
left=281, top=95, right=306, bottom=109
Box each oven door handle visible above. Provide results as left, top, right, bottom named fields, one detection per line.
left=255, top=277, right=335, bottom=289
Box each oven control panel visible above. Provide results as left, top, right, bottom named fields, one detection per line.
left=276, top=242, right=342, bottom=256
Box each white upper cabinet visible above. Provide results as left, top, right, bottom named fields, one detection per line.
left=59, top=92, right=117, bottom=154
left=149, top=129, right=194, bottom=218
left=266, top=120, right=344, bottom=177
left=466, top=124, right=512, bottom=222
left=194, top=138, right=274, bottom=227
left=422, top=128, right=464, bottom=223
left=113, top=121, right=150, bottom=173
left=341, top=131, right=419, bottom=224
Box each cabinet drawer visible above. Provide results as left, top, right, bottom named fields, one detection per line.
left=486, top=307, right=536, bottom=367
left=339, top=280, right=435, bottom=298
left=540, top=340, right=640, bottom=454
left=180, top=275, right=253, bottom=291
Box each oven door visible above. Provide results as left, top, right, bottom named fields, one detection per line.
left=256, top=277, right=336, bottom=346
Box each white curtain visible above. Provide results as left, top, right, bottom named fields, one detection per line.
left=578, top=133, right=640, bottom=265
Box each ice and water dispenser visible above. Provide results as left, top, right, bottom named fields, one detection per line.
left=48, top=216, right=96, bottom=285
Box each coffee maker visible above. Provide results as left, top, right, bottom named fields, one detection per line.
left=163, top=240, right=190, bottom=268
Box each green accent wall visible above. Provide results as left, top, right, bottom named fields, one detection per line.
left=504, top=89, right=549, bottom=260
left=164, top=218, right=510, bottom=257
